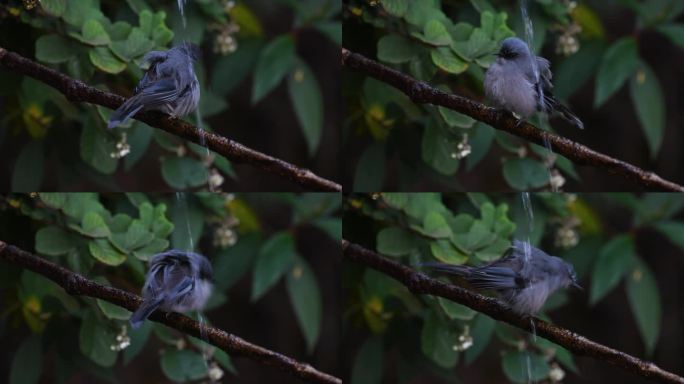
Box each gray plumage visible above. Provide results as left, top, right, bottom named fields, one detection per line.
left=129, top=250, right=213, bottom=329
left=421, top=239, right=580, bottom=315
left=484, top=37, right=584, bottom=129
left=108, top=43, right=200, bottom=129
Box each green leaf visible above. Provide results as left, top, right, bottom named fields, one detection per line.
left=39, top=193, right=67, bottom=209
left=439, top=107, right=476, bottom=128
left=654, top=221, right=684, bottom=250
left=89, top=239, right=127, bottom=266
left=590, top=235, right=636, bottom=304
left=97, top=299, right=131, bottom=320
left=423, top=212, right=453, bottom=238
left=656, top=23, right=684, bottom=49
left=421, top=312, right=459, bottom=368
left=81, top=20, right=110, bottom=46
left=554, top=40, right=605, bottom=99
left=351, top=337, right=383, bottom=384
left=502, top=158, right=549, bottom=190
left=466, top=122, right=495, bottom=171
left=132, top=238, right=169, bottom=260
left=377, top=34, right=416, bottom=64
left=89, top=47, right=127, bottom=74
left=251, top=232, right=297, bottom=301
left=464, top=314, right=495, bottom=364
left=438, top=297, right=476, bottom=320
left=311, top=217, right=341, bottom=240
left=81, top=212, right=111, bottom=238
left=430, top=47, right=468, bottom=74
left=286, top=256, right=322, bottom=353
left=417, top=20, right=452, bottom=46
left=126, top=0, right=151, bottom=14
left=35, top=226, right=76, bottom=256
left=35, top=35, right=75, bottom=64
left=422, top=120, right=459, bottom=175
left=40, top=0, right=66, bottom=16
left=376, top=227, right=417, bottom=257
left=80, top=118, right=118, bottom=174
left=629, top=61, right=665, bottom=158
left=62, top=0, right=105, bottom=27
left=594, top=37, right=639, bottom=108
left=212, top=234, right=259, bottom=291
left=124, top=123, right=153, bottom=170
left=353, top=143, right=385, bottom=192
left=502, top=351, right=550, bottom=383
left=161, top=157, right=209, bottom=189
left=430, top=239, right=468, bottom=264
left=123, top=321, right=152, bottom=365
left=380, top=0, right=408, bottom=17
left=79, top=311, right=118, bottom=367
left=12, top=140, right=44, bottom=191
left=211, top=39, right=262, bottom=96
left=160, top=350, right=208, bottom=382
left=313, top=21, right=341, bottom=45
left=288, top=59, right=323, bottom=156
left=252, top=35, right=296, bottom=103
left=10, top=335, right=42, bottom=384
left=110, top=28, right=155, bottom=61
left=626, top=258, right=662, bottom=355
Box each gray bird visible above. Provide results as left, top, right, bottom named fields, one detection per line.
left=484, top=37, right=584, bottom=129
left=421, top=239, right=580, bottom=315
left=108, top=43, right=200, bottom=129
left=130, top=250, right=213, bottom=329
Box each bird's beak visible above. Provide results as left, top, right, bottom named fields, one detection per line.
left=572, top=282, right=583, bottom=291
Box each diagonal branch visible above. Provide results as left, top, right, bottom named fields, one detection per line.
left=341, top=239, right=684, bottom=384
left=0, top=240, right=341, bottom=384
left=0, top=47, right=341, bottom=192
left=341, top=48, right=684, bottom=192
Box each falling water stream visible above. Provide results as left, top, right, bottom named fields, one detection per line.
left=521, top=0, right=557, bottom=191
left=174, top=193, right=212, bottom=371
left=520, top=191, right=538, bottom=383
left=177, top=0, right=187, bottom=27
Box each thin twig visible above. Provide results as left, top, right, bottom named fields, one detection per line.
left=341, top=48, right=684, bottom=192
left=0, top=241, right=341, bottom=384
left=0, top=47, right=341, bottom=192
left=341, top=239, right=684, bottom=384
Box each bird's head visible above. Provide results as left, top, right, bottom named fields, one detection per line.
left=495, top=37, right=530, bottom=61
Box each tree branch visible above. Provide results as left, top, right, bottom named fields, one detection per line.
left=341, top=48, right=684, bottom=192
left=341, top=239, right=684, bottom=384
left=0, top=240, right=342, bottom=384
left=0, top=47, right=341, bottom=192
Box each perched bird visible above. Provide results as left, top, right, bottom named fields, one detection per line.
left=130, top=250, right=213, bottom=329
left=484, top=37, right=584, bottom=129
left=108, top=43, right=200, bottom=129
left=421, top=240, right=581, bottom=315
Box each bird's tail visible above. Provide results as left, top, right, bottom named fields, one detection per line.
left=543, top=94, right=584, bottom=129
left=130, top=297, right=164, bottom=329
left=108, top=97, right=144, bottom=129
left=418, top=261, right=471, bottom=276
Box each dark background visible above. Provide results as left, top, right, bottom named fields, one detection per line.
left=341, top=2, right=684, bottom=191
left=0, top=194, right=342, bottom=383
left=0, top=1, right=341, bottom=191
left=341, top=193, right=684, bottom=384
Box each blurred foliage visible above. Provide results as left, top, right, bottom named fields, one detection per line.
left=0, top=0, right=340, bottom=190
left=343, top=0, right=684, bottom=190
left=0, top=192, right=340, bottom=383
left=343, top=192, right=684, bottom=383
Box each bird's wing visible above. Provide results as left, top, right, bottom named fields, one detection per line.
left=535, top=56, right=553, bottom=91
left=132, top=79, right=181, bottom=109
left=467, top=266, right=522, bottom=290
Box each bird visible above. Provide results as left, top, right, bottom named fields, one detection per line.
left=420, top=239, right=581, bottom=315
left=108, top=43, right=200, bottom=129
left=129, top=250, right=213, bottom=329
left=484, top=37, right=584, bottom=129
